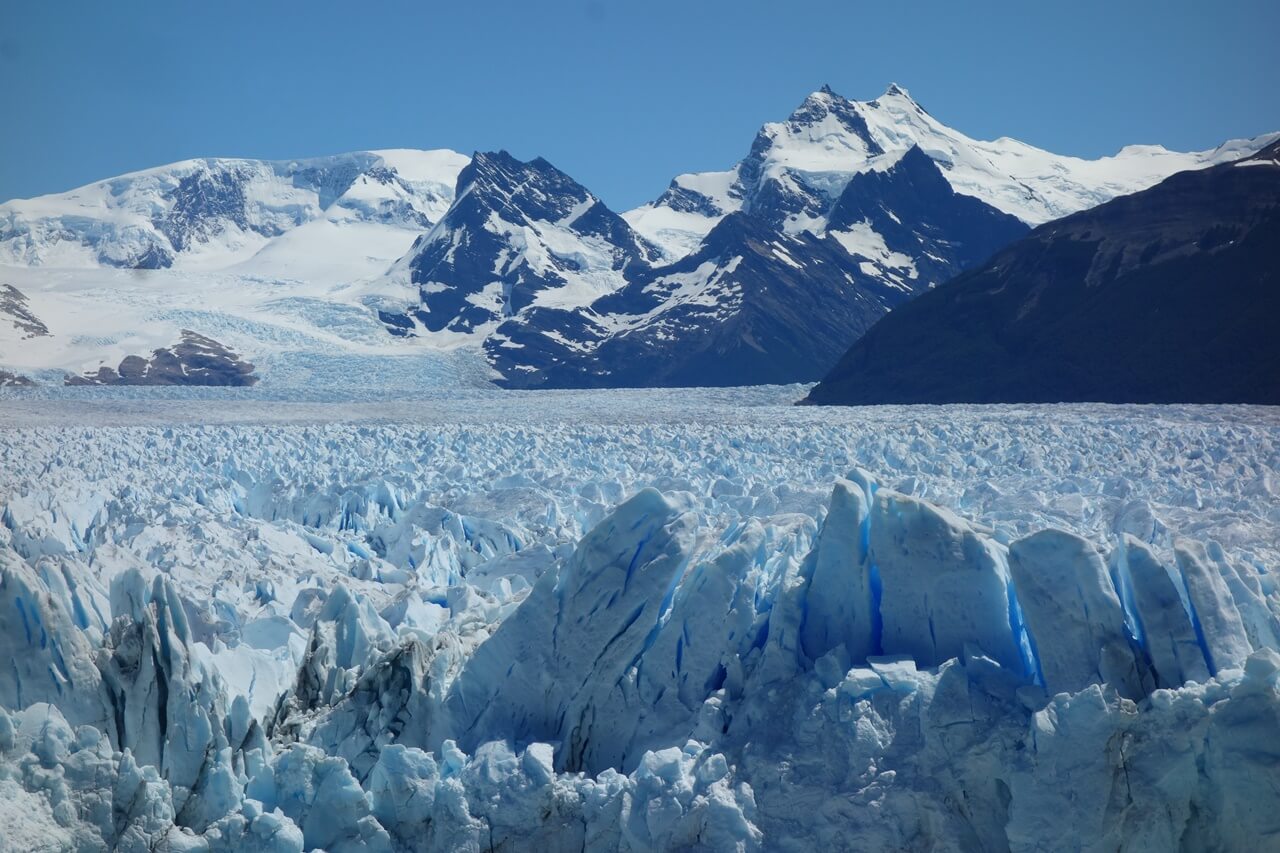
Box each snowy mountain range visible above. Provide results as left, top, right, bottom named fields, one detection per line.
left=625, top=84, right=1273, bottom=249
left=382, top=150, right=664, bottom=344
left=1, top=85, right=1273, bottom=388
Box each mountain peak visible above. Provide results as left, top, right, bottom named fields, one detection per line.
left=883, top=82, right=910, bottom=98
left=788, top=86, right=863, bottom=126
left=469, top=149, right=520, bottom=169
left=458, top=151, right=584, bottom=204
left=796, top=85, right=851, bottom=111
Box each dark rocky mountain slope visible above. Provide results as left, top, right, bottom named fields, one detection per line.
left=805, top=141, right=1280, bottom=405
left=487, top=146, right=1026, bottom=388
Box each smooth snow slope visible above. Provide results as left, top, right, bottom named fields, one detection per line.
left=0, top=149, right=469, bottom=273
left=2, top=392, right=1279, bottom=850
left=0, top=149, right=478, bottom=385
left=0, top=264, right=496, bottom=388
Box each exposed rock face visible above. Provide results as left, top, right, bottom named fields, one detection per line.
left=66, top=330, right=258, bottom=386
left=807, top=140, right=1280, bottom=405
left=0, top=284, right=49, bottom=338
left=2, top=88, right=1274, bottom=391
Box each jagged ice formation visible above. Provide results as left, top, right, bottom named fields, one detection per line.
left=2, top=393, right=1279, bottom=850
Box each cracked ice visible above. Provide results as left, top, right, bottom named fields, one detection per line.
left=1, top=391, right=1279, bottom=851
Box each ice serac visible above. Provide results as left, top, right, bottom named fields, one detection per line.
left=270, top=582, right=396, bottom=743
left=444, top=487, right=696, bottom=773
left=870, top=489, right=1027, bottom=674
left=362, top=738, right=761, bottom=852
left=1174, top=539, right=1253, bottom=674
left=583, top=516, right=789, bottom=770
left=101, top=568, right=267, bottom=832
left=799, top=477, right=876, bottom=666
left=248, top=743, right=392, bottom=852
left=1008, top=530, right=1149, bottom=698
left=0, top=550, right=110, bottom=732
left=0, top=560, right=283, bottom=846
left=301, top=633, right=464, bottom=784
left=3, top=409, right=1280, bottom=850
left=1113, top=535, right=1213, bottom=688
left=1008, top=651, right=1280, bottom=850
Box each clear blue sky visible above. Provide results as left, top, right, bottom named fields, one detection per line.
left=3, top=0, right=1277, bottom=209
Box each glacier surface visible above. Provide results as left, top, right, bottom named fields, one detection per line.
left=2, top=390, right=1279, bottom=851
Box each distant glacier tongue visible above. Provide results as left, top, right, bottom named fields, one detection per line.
left=1, top=397, right=1279, bottom=851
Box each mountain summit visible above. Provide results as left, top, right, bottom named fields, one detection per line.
left=382, top=151, right=660, bottom=339
left=0, top=150, right=468, bottom=276
left=623, top=84, right=1273, bottom=260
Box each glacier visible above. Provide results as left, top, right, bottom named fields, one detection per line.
left=2, top=391, right=1279, bottom=851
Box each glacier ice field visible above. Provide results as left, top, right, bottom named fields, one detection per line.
left=2, top=387, right=1280, bottom=851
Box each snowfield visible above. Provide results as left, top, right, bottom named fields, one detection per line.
left=2, top=389, right=1279, bottom=851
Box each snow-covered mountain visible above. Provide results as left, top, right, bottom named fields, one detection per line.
left=487, top=146, right=1027, bottom=388
left=0, top=85, right=1273, bottom=389
left=0, top=150, right=474, bottom=387
left=806, top=138, right=1280, bottom=405
left=0, top=149, right=468, bottom=277
left=377, top=150, right=662, bottom=344
left=367, top=86, right=1278, bottom=388
left=624, top=84, right=1276, bottom=260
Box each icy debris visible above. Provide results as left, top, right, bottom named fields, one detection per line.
left=0, top=703, right=300, bottom=852
left=1009, top=649, right=1280, bottom=850
left=269, top=583, right=397, bottom=744
left=248, top=743, right=392, bottom=852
